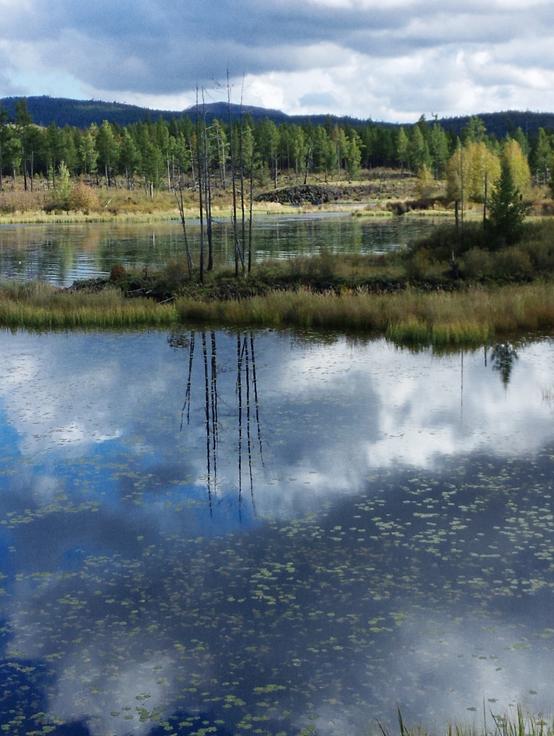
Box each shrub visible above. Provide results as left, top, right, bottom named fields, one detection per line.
left=109, top=264, right=127, bottom=282
left=460, top=248, right=494, bottom=279
left=68, top=182, right=100, bottom=212
left=493, top=247, right=534, bottom=279
left=162, top=259, right=191, bottom=290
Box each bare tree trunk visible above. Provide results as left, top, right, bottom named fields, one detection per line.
left=239, top=119, right=246, bottom=275
left=483, top=172, right=488, bottom=226
left=173, top=180, right=193, bottom=278
left=228, top=71, right=243, bottom=277
left=196, top=87, right=205, bottom=283
left=202, top=92, right=214, bottom=272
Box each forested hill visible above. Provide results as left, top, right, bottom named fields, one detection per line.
left=437, top=111, right=554, bottom=138
left=0, top=96, right=181, bottom=127
left=1, top=95, right=554, bottom=138
left=0, top=96, right=366, bottom=128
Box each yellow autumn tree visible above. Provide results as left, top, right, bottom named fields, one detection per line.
left=446, top=143, right=467, bottom=202
left=503, top=138, right=531, bottom=195
left=465, top=142, right=501, bottom=202
left=446, top=142, right=501, bottom=203
left=416, top=164, right=435, bottom=198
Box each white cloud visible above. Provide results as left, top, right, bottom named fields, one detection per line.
left=0, top=1, right=553, bottom=119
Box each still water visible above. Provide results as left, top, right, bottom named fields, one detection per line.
left=0, top=215, right=438, bottom=286
left=0, top=329, right=552, bottom=735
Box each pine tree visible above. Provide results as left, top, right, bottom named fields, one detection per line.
left=532, top=128, right=551, bottom=183
left=429, top=123, right=450, bottom=177
left=463, top=116, right=487, bottom=143
left=119, top=130, right=141, bottom=189
left=96, top=121, right=119, bottom=186
left=397, top=127, right=409, bottom=172
left=487, top=160, right=529, bottom=246
left=79, top=128, right=98, bottom=177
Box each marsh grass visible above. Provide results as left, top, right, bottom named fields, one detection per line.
left=369, top=708, right=554, bottom=736
left=0, top=282, right=177, bottom=329
left=176, top=283, right=554, bottom=346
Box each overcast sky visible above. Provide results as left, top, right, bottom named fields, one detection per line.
left=0, top=0, right=553, bottom=122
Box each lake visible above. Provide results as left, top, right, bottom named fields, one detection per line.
left=0, top=328, right=552, bottom=735
left=0, top=215, right=439, bottom=286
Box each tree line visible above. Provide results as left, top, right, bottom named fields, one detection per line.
left=1, top=100, right=554, bottom=193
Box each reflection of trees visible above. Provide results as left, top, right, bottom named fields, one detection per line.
left=169, top=330, right=264, bottom=519
left=491, top=343, right=519, bottom=387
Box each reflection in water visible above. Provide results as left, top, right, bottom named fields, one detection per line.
left=0, top=331, right=552, bottom=735
left=0, top=216, right=439, bottom=286
left=171, top=330, right=265, bottom=520
left=491, top=343, right=519, bottom=387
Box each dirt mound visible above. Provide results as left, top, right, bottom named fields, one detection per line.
left=255, top=185, right=338, bottom=205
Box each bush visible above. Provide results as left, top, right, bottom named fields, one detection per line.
left=109, top=264, right=127, bottom=282
left=460, top=248, right=494, bottom=279
left=68, top=182, right=100, bottom=212
left=405, top=247, right=435, bottom=280
left=162, top=259, right=191, bottom=290
left=493, top=247, right=534, bottom=279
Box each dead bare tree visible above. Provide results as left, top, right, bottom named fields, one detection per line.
left=172, top=179, right=193, bottom=279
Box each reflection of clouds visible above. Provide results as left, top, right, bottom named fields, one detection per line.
left=0, top=332, right=553, bottom=523
left=378, top=613, right=554, bottom=727
left=1, top=437, right=553, bottom=733
left=276, top=338, right=554, bottom=475
left=50, top=654, right=176, bottom=736
left=307, top=611, right=554, bottom=735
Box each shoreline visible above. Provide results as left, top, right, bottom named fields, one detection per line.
left=0, top=203, right=454, bottom=226
left=0, top=279, right=551, bottom=347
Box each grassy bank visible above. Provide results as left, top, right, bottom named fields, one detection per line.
left=176, top=282, right=554, bottom=346
left=0, top=282, right=177, bottom=329
left=1, top=280, right=552, bottom=346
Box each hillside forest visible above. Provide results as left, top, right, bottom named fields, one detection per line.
left=0, top=100, right=551, bottom=202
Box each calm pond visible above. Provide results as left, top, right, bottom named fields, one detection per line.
left=0, top=328, right=553, bottom=735
left=0, top=215, right=439, bottom=286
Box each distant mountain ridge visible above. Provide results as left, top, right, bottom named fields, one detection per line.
left=1, top=95, right=554, bottom=138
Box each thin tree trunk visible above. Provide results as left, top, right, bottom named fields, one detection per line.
left=483, top=172, right=488, bottom=226
left=228, top=71, right=242, bottom=277
left=196, top=87, right=205, bottom=283
left=248, top=166, right=254, bottom=273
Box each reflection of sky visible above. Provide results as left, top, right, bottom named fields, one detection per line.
left=0, top=330, right=553, bottom=735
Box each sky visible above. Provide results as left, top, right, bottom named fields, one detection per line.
left=0, top=0, right=553, bottom=122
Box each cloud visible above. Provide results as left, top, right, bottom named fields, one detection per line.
left=0, top=1, right=554, bottom=119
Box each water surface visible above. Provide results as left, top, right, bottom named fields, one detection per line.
left=0, top=330, right=552, bottom=735
left=0, top=215, right=439, bottom=285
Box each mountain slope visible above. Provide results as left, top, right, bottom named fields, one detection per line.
left=1, top=95, right=553, bottom=138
